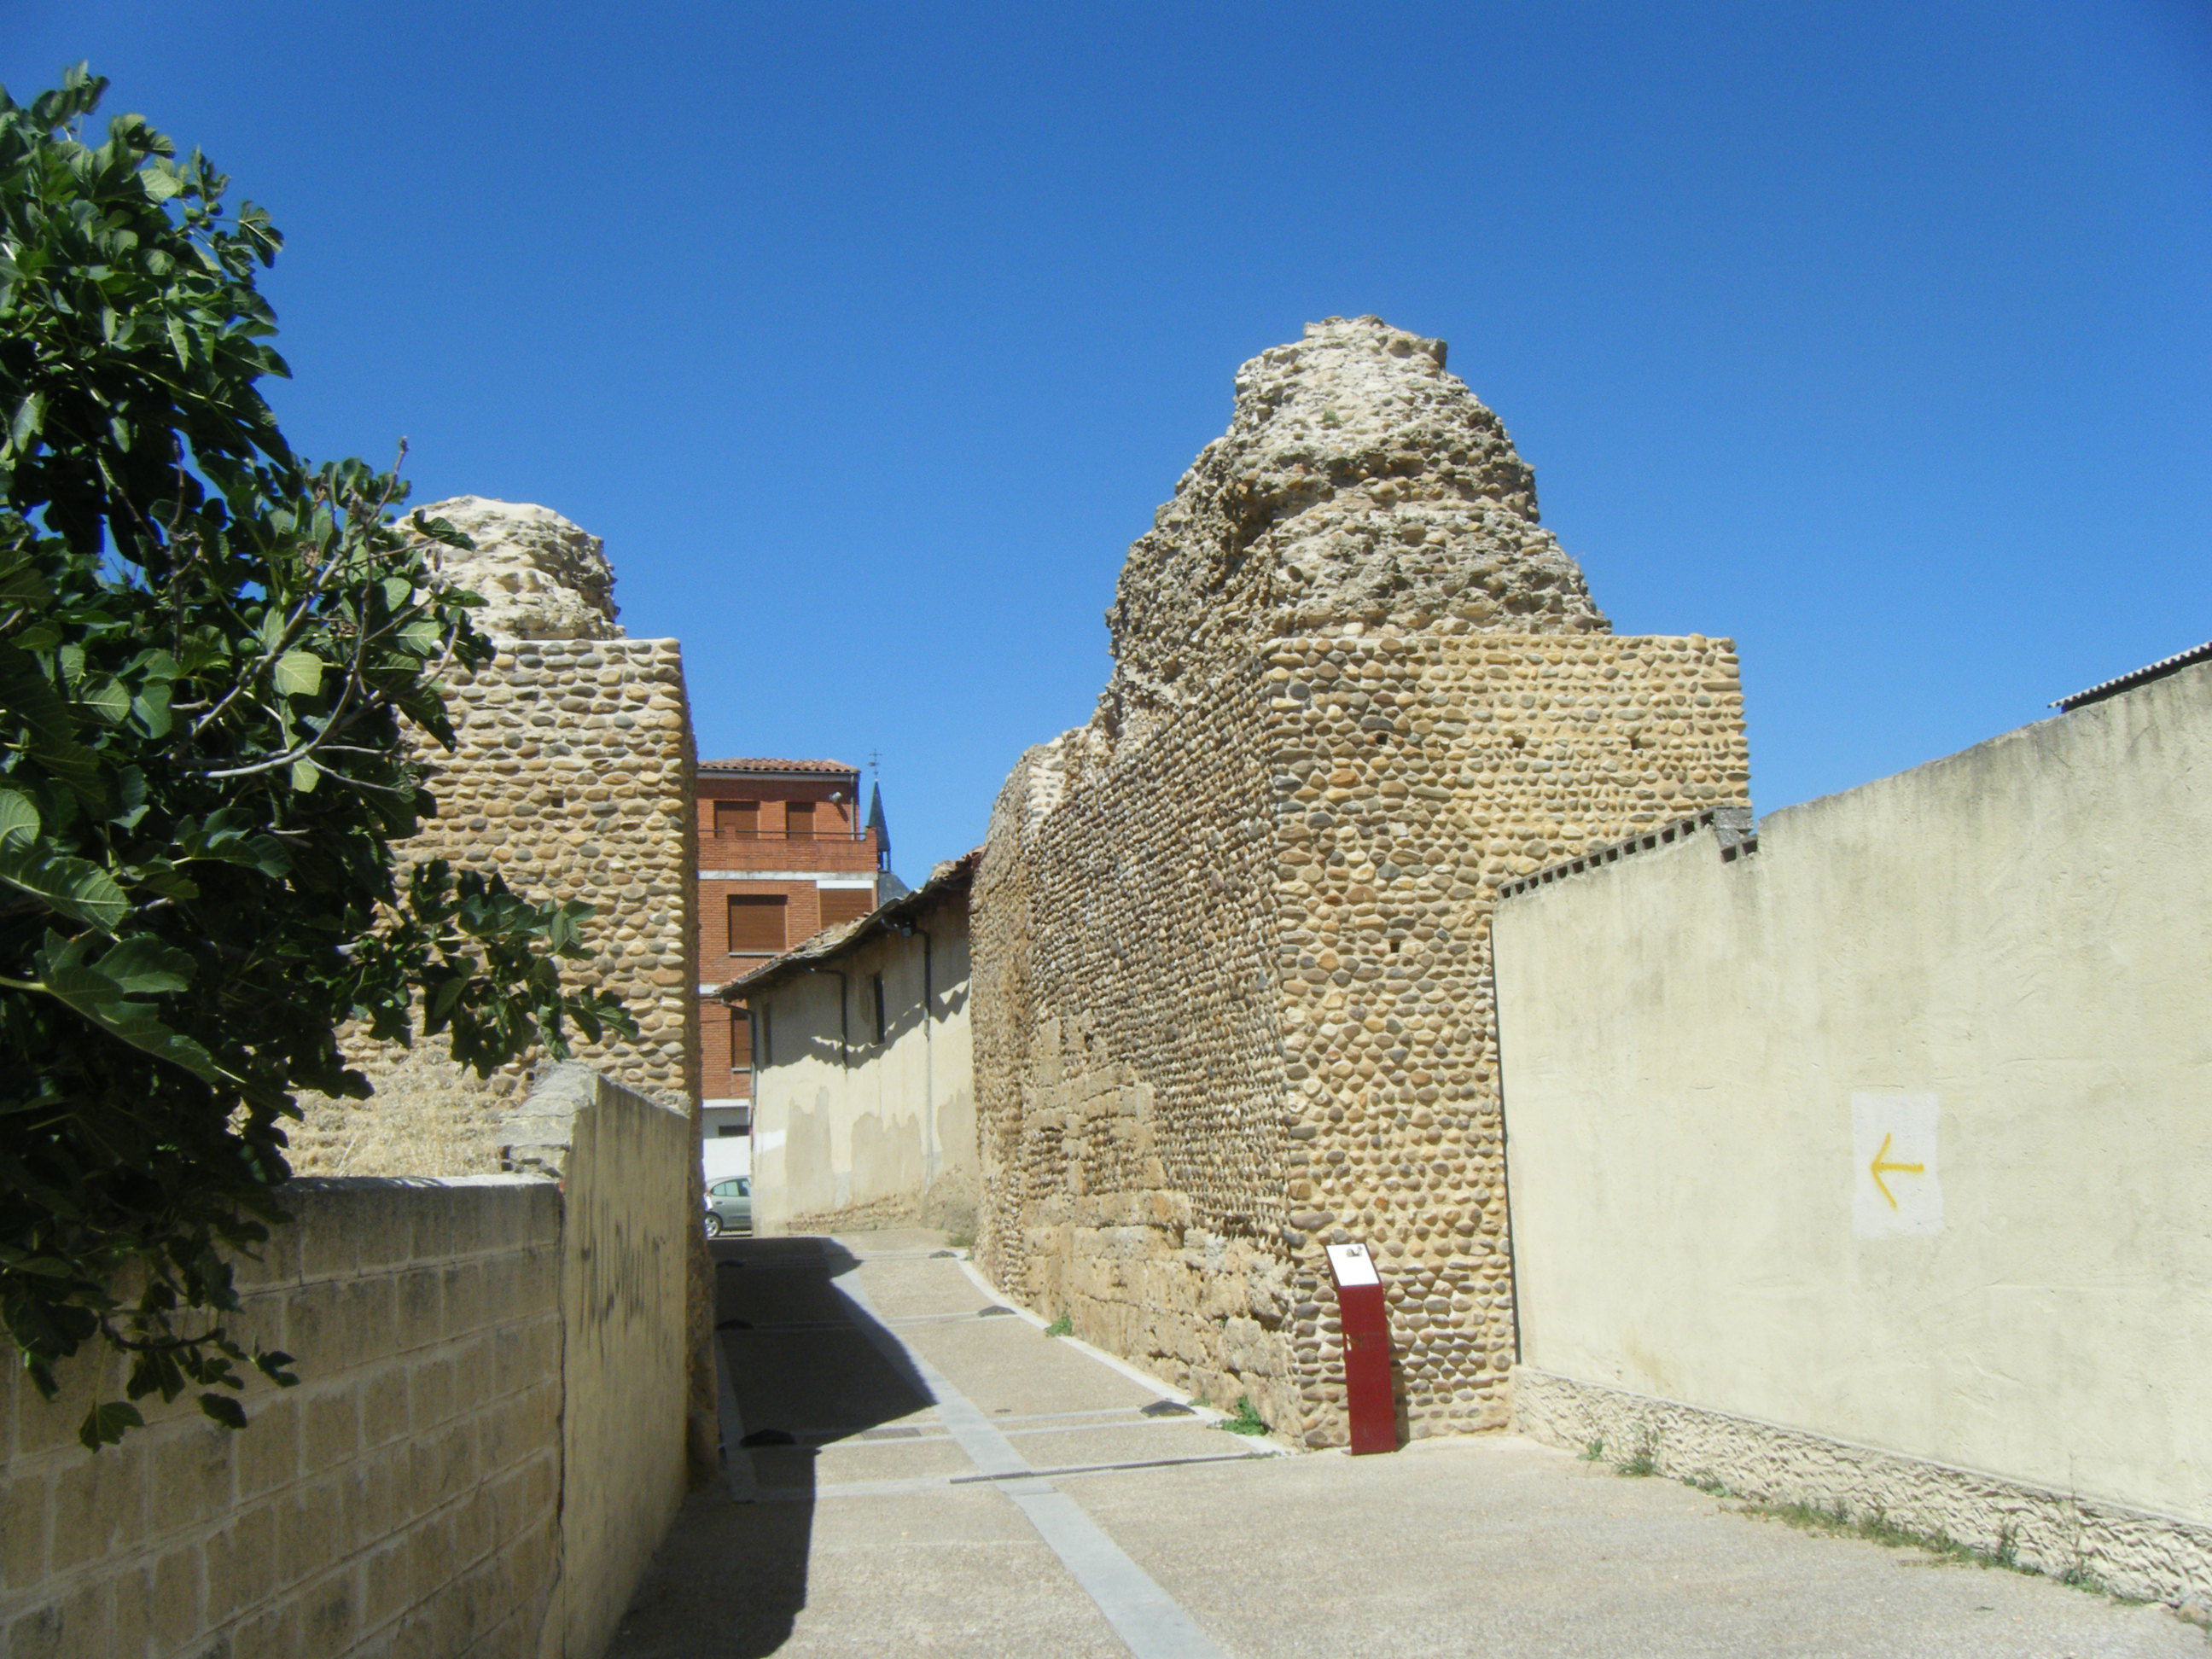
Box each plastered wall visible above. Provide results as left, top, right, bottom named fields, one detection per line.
left=749, top=898, right=976, bottom=1237
left=974, top=629, right=1748, bottom=1444
left=1496, top=661, right=2212, bottom=1607
left=0, top=1071, right=696, bottom=1659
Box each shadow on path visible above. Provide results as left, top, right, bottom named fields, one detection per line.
left=608, top=1235, right=936, bottom=1659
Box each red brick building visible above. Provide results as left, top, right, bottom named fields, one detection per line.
left=696, top=759, right=896, bottom=1138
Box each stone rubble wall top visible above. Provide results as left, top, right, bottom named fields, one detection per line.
left=1097, top=316, right=1609, bottom=755
left=416, top=495, right=625, bottom=641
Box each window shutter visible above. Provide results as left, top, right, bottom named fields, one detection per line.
left=819, top=888, right=873, bottom=929
left=714, top=800, right=760, bottom=836
left=727, top=894, right=788, bottom=952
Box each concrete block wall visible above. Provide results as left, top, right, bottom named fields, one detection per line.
left=0, top=1068, right=696, bottom=1659
left=0, top=1177, right=563, bottom=1659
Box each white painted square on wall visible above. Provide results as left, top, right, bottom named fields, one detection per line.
left=1852, top=1091, right=1942, bottom=1238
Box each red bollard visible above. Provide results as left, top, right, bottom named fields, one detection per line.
left=1327, top=1242, right=1397, bottom=1455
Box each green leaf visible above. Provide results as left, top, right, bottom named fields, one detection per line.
left=8, top=392, right=44, bottom=452
left=33, top=932, right=224, bottom=1083
left=271, top=649, right=323, bottom=698
left=0, top=789, right=36, bottom=848
left=0, top=840, right=128, bottom=932
left=73, top=674, right=130, bottom=725
left=0, top=644, right=104, bottom=807
left=94, top=935, right=194, bottom=995
left=290, top=756, right=319, bottom=792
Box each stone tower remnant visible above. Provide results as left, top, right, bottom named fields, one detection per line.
left=290, top=498, right=698, bottom=1173
left=971, top=317, right=1749, bottom=1445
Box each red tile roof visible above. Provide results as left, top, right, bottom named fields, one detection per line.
left=698, top=758, right=859, bottom=774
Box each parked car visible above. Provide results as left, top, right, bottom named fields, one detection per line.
left=705, top=1177, right=752, bottom=1237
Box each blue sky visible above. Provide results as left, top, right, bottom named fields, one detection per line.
left=9, top=3, right=2209, bottom=876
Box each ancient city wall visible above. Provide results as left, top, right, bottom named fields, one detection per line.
left=281, top=498, right=714, bottom=1472
left=974, top=658, right=1304, bottom=1428
left=975, top=626, right=1748, bottom=1443
left=1495, top=660, right=2212, bottom=1608
left=289, top=632, right=699, bottom=1177
left=0, top=1070, right=693, bottom=1659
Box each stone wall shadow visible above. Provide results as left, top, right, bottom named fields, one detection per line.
left=607, top=1235, right=935, bottom=1658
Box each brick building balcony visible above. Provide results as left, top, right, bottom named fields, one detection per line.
left=696, top=824, right=882, bottom=875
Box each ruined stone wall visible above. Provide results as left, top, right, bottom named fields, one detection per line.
left=284, top=499, right=712, bottom=1468
left=289, top=630, right=698, bottom=1173
left=1266, top=629, right=1746, bottom=1441
left=974, top=659, right=1302, bottom=1429
left=975, top=625, right=1747, bottom=1443
left=972, top=317, right=1749, bottom=1444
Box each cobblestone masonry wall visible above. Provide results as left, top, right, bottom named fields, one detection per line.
left=975, top=628, right=1748, bottom=1445
left=289, top=636, right=699, bottom=1176
left=975, top=657, right=1303, bottom=1428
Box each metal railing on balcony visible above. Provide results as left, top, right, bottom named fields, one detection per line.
left=701, top=828, right=870, bottom=842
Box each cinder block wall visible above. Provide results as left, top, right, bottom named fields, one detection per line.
left=0, top=1071, right=694, bottom=1659
left=974, top=629, right=1748, bottom=1446
left=0, top=1178, right=562, bottom=1659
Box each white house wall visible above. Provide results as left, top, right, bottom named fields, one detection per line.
left=750, top=906, right=975, bottom=1236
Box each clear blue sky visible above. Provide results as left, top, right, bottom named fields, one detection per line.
left=10, top=3, right=2209, bottom=876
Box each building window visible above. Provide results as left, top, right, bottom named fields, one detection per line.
left=714, top=800, right=760, bottom=837
left=716, top=1125, right=746, bottom=1138
left=727, top=894, right=787, bottom=953
left=820, top=887, right=873, bottom=930
left=786, top=801, right=817, bottom=841
left=729, top=1006, right=752, bottom=1072
left=871, top=972, right=886, bottom=1044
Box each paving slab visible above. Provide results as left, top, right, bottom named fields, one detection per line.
left=610, top=1232, right=2206, bottom=1659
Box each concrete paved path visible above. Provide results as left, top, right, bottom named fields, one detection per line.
left=608, top=1231, right=2204, bottom=1657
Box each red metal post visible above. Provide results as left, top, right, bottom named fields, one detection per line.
left=1327, top=1242, right=1397, bottom=1455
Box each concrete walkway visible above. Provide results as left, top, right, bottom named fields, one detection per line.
left=608, top=1231, right=2204, bottom=1658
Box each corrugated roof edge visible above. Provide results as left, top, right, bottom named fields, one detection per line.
left=2053, top=639, right=2212, bottom=712
left=716, top=848, right=982, bottom=1001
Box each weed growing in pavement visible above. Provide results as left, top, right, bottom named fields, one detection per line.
left=1216, top=1396, right=1270, bottom=1436
left=1043, top=1314, right=1073, bottom=1338
left=1578, top=1438, right=1606, bottom=1463
left=1672, top=1477, right=2159, bottom=1613
left=1614, top=1435, right=1660, bottom=1477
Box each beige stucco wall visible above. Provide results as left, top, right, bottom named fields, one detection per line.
left=0, top=1069, right=696, bottom=1659
left=1495, top=661, right=2212, bottom=1600
left=748, top=898, right=976, bottom=1237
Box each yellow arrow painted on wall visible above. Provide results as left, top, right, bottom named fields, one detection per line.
left=1869, top=1132, right=1925, bottom=1210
